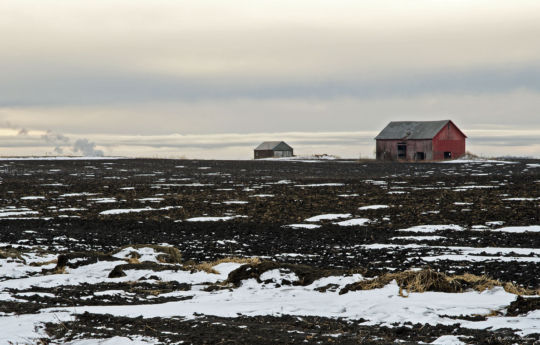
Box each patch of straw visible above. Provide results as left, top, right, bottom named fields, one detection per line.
left=52, top=266, right=66, bottom=274
left=30, top=259, right=58, bottom=267
left=127, top=257, right=140, bottom=264
left=0, top=248, right=26, bottom=262
left=341, top=269, right=539, bottom=297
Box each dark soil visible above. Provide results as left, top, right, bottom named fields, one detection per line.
left=506, top=296, right=540, bottom=316
left=0, top=158, right=538, bottom=343
left=44, top=313, right=538, bottom=345
left=226, top=261, right=365, bottom=287
left=5, top=281, right=192, bottom=313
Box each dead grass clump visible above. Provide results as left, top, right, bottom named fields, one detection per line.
left=340, top=269, right=539, bottom=296
left=450, top=273, right=538, bottom=295
left=155, top=246, right=182, bottom=264
left=502, top=282, right=538, bottom=296
left=30, top=259, right=58, bottom=267
left=52, top=266, right=66, bottom=274
left=127, top=257, right=140, bottom=264
left=340, top=269, right=460, bottom=296
left=191, top=262, right=219, bottom=274
left=0, top=248, right=25, bottom=262
left=401, top=269, right=462, bottom=294
left=189, top=257, right=261, bottom=274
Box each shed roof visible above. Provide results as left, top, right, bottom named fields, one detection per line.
left=254, top=141, right=293, bottom=151
left=375, top=120, right=462, bottom=140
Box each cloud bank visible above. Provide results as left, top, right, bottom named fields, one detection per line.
left=0, top=0, right=539, bottom=158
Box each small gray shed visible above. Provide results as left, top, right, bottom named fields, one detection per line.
left=254, top=141, right=294, bottom=159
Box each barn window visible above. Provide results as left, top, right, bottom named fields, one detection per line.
left=397, top=143, right=407, bottom=159
left=416, top=152, right=425, bottom=160
left=444, top=152, right=452, bottom=159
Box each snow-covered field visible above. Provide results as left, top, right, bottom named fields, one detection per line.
left=2, top=244, right=539, bottom=344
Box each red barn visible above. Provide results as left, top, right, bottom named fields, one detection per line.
left=375, top=120, right=466, bottom=161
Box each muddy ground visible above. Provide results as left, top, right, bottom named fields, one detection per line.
left=0, top=158, right=539, bottom=344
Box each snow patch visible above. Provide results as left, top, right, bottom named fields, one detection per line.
left=358, top=205, right=389, bottom=210
left=334, top=218, right=370, bottom=226
left=306, top=214, right=352, bottom=222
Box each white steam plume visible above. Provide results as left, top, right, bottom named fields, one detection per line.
left=0, top=120, right=104, bottom=156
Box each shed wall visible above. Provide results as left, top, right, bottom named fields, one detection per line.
left=254, top=150, right=275, bottom=159
left=254, top=149, right=293, bottom=159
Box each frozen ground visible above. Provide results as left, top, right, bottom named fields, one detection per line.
left=0, top=157, right=538, bottom=344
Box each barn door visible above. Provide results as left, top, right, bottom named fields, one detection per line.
left=397, top=143, right=407, bottom=159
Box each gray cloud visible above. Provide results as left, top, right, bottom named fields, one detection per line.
left=2, top=65, right=540, bottom=107
left=0, top=121, right=105, bottom=156
left=2, top=2, right=540, bottom=107
left=0, top=129, right=538, bottom=159
left=0, top=1, right=539, bottom=158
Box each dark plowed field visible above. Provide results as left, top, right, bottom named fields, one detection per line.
left=0, top=158, right=539, bottom=344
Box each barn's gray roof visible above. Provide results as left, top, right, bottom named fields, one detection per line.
left=254, top=141, right=293, bottom=151
left=375, top=120, right=452, bottom=140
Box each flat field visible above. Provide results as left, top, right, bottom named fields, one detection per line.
left=0, top=158, right=539, bottom=344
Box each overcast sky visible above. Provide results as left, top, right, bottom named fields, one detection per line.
left=1, top=0, right=539, bottom=158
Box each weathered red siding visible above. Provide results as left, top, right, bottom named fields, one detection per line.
left=376, top=140, right=432, bottom=161
left=376, top=121, right=466, bottom=161
left=432, top=122, right=466, bottom=160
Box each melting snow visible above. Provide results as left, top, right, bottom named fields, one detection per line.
left=100, top=206, right=180, bottom=215
left=490, top=225, right=540, bottom=233
left=186, top=216, right=245, bottom=222
left=305, top=214, right=352, bottom=222
left=295, top=183, right=345, bottom=187
left=20, top=196, right=46, bottom=200
left=284, top=224, right=322, bottom=229
left=334, top=218, right=370, bottom=226
left=391, top=236, right=446, bottom=241
left=50, top=283, right=536, bottom=334
left=358, top=205, right=389, bottom=210
left=397, top=225, right=464, bottom=233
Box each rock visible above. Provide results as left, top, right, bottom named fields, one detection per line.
left=56, top=254, right=69, bottom=269
left=108, top=266, right=127, bottom=278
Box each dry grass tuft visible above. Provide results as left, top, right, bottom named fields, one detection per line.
left=450, top=273, right=538, bottom=295
left=188, top=257, right=261, bottom=274
left=155, top=246, right=183, bottom=264
left=127, top=257, right=140, bottom=264
left=502, top=282, right=535, bottom=295
left=52, top=266, right=66, bottom=274
left=29, top=259, right=58, bottom=267
left=341, top=269, right=539, bottom=296
left=0, top=248, right=26, bottom=262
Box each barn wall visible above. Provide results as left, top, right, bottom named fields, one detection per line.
left=432, top=122, right=466, bottom=160
left=376, top=140, right=398, bottom=160
left=376, top=140, right=432, bottom=161
left=408, top=140, right=433, bottom=160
